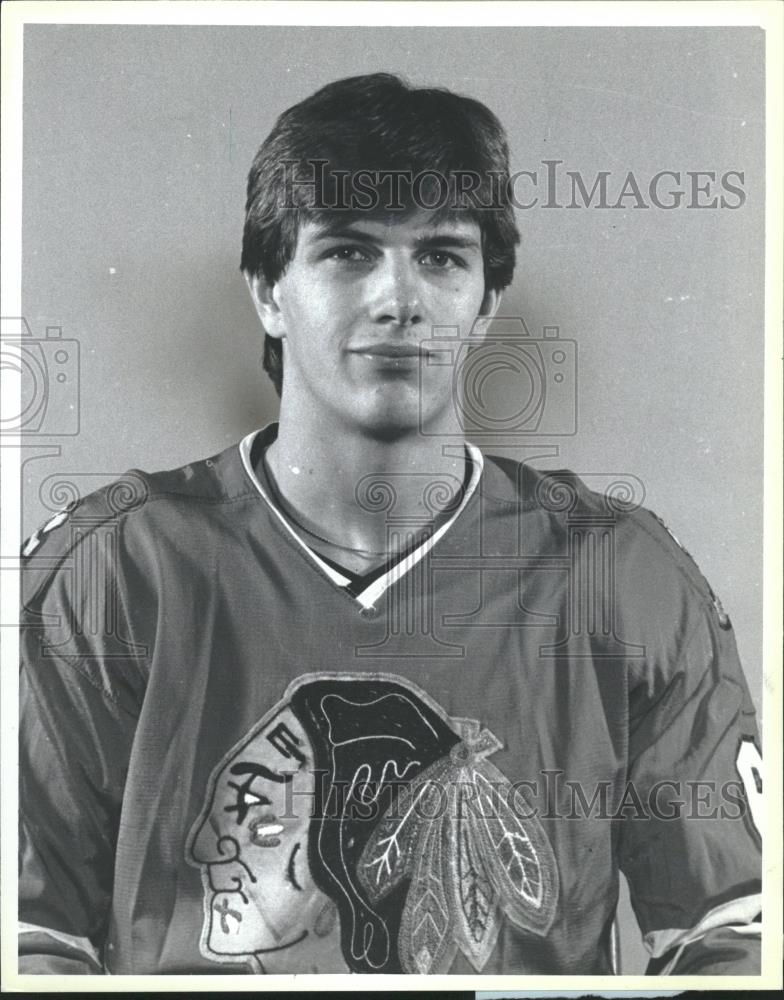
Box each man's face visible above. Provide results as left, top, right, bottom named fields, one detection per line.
left=252, top=209, right=497, bottom=437
left=189, top=707, right=321, bottom=957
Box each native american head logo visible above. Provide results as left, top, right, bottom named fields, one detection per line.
left=186, top=673, right=558, bottom=973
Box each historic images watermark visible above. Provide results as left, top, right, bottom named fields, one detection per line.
left=274, top=769, right=758, bottom=825
left=279, top=160, right=747, bottom=212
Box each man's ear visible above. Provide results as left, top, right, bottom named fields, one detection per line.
left=244, top=271, right=286, bottom=340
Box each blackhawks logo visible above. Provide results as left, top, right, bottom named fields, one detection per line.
left=186, top=673, right=558, bottom=973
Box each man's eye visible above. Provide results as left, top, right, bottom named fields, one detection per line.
left=420, top=251, right=461, bottom=269
left=327, top=246, right=371, bottom=263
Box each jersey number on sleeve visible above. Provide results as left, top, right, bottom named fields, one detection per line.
left=735, top=737, right=763, bottom=836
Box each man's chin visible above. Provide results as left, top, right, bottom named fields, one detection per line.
left=353, top=401, right=451, bottom=443
left=358, top=416, right=421, bottom=443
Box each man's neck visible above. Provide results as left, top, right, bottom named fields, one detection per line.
left=262, top=413, right=469, bottom=559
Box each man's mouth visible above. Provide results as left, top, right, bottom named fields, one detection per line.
left=350, top=342, right=428, bottom=359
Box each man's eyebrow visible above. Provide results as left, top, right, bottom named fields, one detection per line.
left=413, top=234, right=481, bottom=251
left=309, top=224, right=480, bottom=251
left=310, top=224, right=377, bottom=243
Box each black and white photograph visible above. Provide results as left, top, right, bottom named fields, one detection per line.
left=2, top=0, right=781, bottom=990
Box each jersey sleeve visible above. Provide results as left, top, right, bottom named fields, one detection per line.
left=617, top=513, right=762, bottom=975
left=18, top=499, right=148, bottom=974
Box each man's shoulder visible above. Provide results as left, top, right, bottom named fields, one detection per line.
left=480, top=451, right=721, bottom=610
left=480, top=453, right=610, bottom=517
left=21, top=438, right=256, bottom=575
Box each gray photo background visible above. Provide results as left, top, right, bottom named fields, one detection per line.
left=20, top=25, right=764, bottom=974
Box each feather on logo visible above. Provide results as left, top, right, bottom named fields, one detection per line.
left=357, top=718, right=559, bottom=973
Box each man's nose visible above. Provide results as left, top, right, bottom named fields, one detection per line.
left=369, top=256, right=423, bottom=327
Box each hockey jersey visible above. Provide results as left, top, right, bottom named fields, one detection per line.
left=18, top=425, right=762, bottom=975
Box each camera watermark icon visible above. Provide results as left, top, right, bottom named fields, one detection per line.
left=419, top=317, right=577, bottom=440
left=0, top=317, right=80, bottom=436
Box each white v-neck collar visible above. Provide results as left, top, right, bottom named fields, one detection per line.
left=239, top=425, right=483, bottom=610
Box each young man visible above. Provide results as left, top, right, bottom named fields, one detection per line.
left=19, top=73, right=761, bottom=975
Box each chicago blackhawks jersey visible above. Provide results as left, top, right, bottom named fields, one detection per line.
left=19, top=425, right=762, bottom=975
